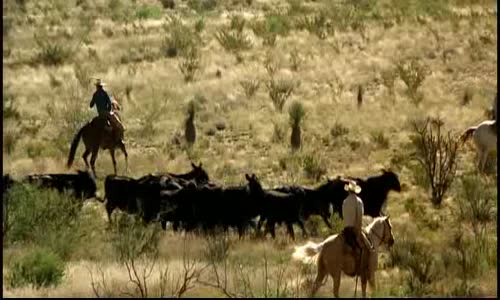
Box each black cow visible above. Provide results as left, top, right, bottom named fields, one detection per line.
left=104, top=175, right=140, bottom=222
left=163, top=162, right=210, bottom=185
left=104, top=164, right=211, bottom=226
left=331, top=169, right=402, bottom=218
left=245, top=174, right=307, bottom=240
left=22, top=170, right=97, bottom=201
left=273, top=179, right=343, bottom=229
left=160, top=181, right=259, bottom=237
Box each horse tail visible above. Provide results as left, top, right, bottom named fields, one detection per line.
left=67, top=125, right=85, bottom=169
left=459, top=127, right=476, bottom=145
left=292, top=241, right=324, bottom=265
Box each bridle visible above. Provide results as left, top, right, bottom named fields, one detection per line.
left=368, top=218, right=391, bottom=245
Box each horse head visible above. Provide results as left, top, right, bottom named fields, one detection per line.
left=382, top=216, right=395, bottom=248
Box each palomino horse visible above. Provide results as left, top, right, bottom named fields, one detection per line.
left=67, top=113, right=128, bottom=178
left=292, top=216, right=395, bottom=298
left=459, top=120, right=497, bottom=173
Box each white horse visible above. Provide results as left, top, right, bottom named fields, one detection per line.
left=292, top=216, right=395, bottom=298
left=459, top=120, right=497, bottom=173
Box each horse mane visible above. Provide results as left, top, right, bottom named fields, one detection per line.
left=365, top=216, right=387, bottom=233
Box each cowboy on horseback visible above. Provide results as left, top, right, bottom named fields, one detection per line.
left=341, top=180, right=374, bottom=273
left=90, top=79, right=124, bottom=142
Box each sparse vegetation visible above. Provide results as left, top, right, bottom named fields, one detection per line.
left=2, top=0, right=497, bottom=297
left=396, top=57, right=430, bottom=105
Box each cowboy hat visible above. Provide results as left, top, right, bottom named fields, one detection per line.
left=95, top=78, right=106, bottom=86
left=344, top=180, right=361, bottom=194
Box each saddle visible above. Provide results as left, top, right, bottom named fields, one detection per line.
left=341, top=227, right=371, bottom=278
left=92, top=113, right=124, bottom=142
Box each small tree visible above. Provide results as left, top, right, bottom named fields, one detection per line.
left=410, top=117, right=460, bottom=207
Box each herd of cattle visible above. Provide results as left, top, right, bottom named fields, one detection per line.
left=2, top=162, right=402, bottom=239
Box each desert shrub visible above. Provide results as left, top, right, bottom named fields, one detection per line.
left=396, top=57, right=430, bottom=105
left=330, top=122, right=349, bottom=138
left=240, top=79, right=260, bottom=98
left=73, top=63, right=93, bottom=91
left=381, top=68, right=397, bottom=99
left=302, top=153, right=326, bottom=182
left=454, top=174, right=496, bottom=239
left=203, top=233, right=232, bottom=263
left=135, top=4, right=162, bottom=19
left=3, top=184, right=83, bottom=259
left=266, top=78, right=296, bottom=112
left=327, top=75, right=345, bottom=102
left=163, top=15, right=201, bottom=58
left=409, top=117, right=460, bottom=207
left=3, top=89, right=21, bottom=121
left=370, top=130, right=390, bottom=148
left=3, top=126, right=20, bottom=155
left=34, top=37, right=74, bottom=66
left=263, top=51, right=280, bottom=76
left=9, top=248, right=65, bottom=289
left=271, top=119, right=287, bottom=144
left=295, top=11, right=334, bottom=40
left=187, top=0, right=217, bottom=13
left=289, top=47, right=302, bottom=71
left=178, top=46, right=201, bottom=82
left=215, top=20, right=252, bottom=62
left=159, top=0, right=175, bottom=9
left=388, top=237, right=440, bottom=296
left=120, top=43, right=159, bottom=64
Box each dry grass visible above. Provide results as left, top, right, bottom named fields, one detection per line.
left=2, top=0, right=497, bottom=297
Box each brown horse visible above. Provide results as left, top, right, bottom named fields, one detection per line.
left=67, top=114, right=128, bottom=178
left=292, top=216, right=395, bottom=298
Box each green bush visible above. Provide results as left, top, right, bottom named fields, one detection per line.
left=4, top=184, right=83, bottom=260
left=136, top=4, right=163, bottom=20
left=302, top=153, right=326, bottom=182
left=9, top=248, right=65, bottom=288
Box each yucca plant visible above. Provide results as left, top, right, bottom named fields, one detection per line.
left=288, top=101, right=305, bottom=151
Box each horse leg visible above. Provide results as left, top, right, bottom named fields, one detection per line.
left=297, top=219, right=308, bottom=238
left=310, top=257, right=327, bottom=297
left=109, top=149, right=117, bottom=175
left=479, top=149, right=487, bottom=173
left=82, top=148, right=91, bottom=170
left=361, top=276, right=368, bottom=298
left=118, top=141, right=128, bottom=174
left=286, top=222, right=295, bottom=240
left=90, top=148, right=99, bottom=178
left=332, top=269, right=341, bottom=298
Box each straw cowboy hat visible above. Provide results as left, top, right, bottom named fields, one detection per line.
left=95, top=78, right=106, bottom=87
left=344, top=180, right=362, bottom=194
